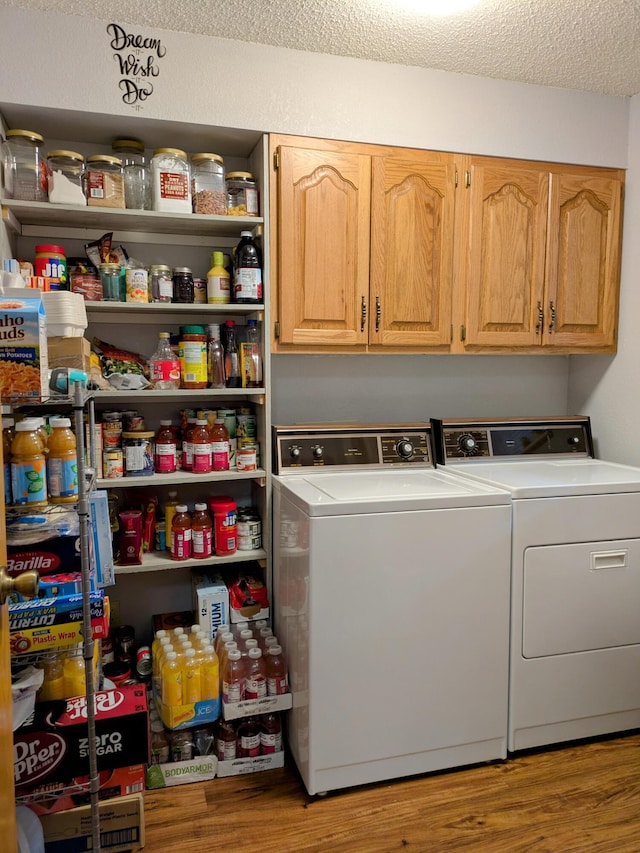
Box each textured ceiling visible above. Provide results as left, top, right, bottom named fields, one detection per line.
left=5, top=0, right=640, bottom=97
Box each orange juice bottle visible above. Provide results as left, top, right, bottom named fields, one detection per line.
left=161, top=651, right=182, bottom=707
left=46, top=417, right=78, bottom=503
left=11, top=419, right=47, bottom=506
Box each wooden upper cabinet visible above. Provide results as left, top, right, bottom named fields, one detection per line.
left=369, top=153, right=456, bottom=348
left=462, top=159, right=549, bottom=348
left=544, top=171, right=623, bottom=349
left=273, top=141, right=371, bottom=348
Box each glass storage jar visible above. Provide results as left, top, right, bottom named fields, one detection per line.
left=86, top=154, right=126, bottom=208
left=191, top=153, right=226, bottom=215
left=47, top=150, right=86, bottom=205
left=1, top=129, right=48, bottom=201
left=151, top=147, right=191, bottom=213
left=149, top=264, right=173, bottom=303
left=100, top=262, right=123, bottom=302
left=172, top=267, right=194, bottom=303
left=226, top=171, right=259, bottom=216
left=112, top=137, right=152, bottom=210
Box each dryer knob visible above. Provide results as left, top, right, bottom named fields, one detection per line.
left=312, top=445, right=324, bottom=460
left=289, top=446, right=301, bottom=459
left=396, top=439, right=414, bottom=459
left=458, top=434, right=477, bottom=454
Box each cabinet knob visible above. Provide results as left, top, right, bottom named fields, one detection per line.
left=0, top=566, right=39, bottom=606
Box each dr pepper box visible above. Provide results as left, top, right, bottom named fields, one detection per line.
left=14, top=685, right=149, bottom=797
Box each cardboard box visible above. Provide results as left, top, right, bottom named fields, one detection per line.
left=146, top=755, right=217, bottom=789
left=0, top=287, right=48, bottom=400
left=23, top=764, right=146, bottom=816
left=156, top=694, right=220, bottom=731
left=152, top=609, right=195, bottom=634
left=89, top=490, right=115, bottom=587
left=47, top=335, right=91, bottom=372
left=222, top=692, right=293, bottom=722
left=14, top=685, right=149, bottom=796
left=7, top=530, right=82, bottom=577
left=39, top=793, right=144, bottom=852
left=9, top=590, right=108, bottom=655
left=192, top=572, right=229, bottom=641
left=227, top=567, right=269, bottom=624
left=217, top=750, right=284, bottom=777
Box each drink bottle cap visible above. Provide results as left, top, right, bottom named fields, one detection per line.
left=248, top=648, right=262, bottom=659
left=194, top=502, right=207, bottom=511
left=228, top=650, right=241, bottom=661
left=268, top=645, right=283, bottom=655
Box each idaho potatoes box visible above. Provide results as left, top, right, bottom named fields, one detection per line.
left=40, top=793, right=144, bottom=852
left=0, top=287, right=48, bottom=400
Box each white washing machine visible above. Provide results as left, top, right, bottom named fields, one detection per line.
left=432, top=416, right=640, bottom=752
left=272, top=424, right=512, bottom=795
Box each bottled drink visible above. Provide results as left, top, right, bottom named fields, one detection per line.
left=233, top=231, right=262, bottom=304
left=210, top=417, right=230, bottom=471
left=171, top=505, right=192, bottom=561
left=223, top=320, right=242, bottom=388
left=192, top=502, right=213, bottom=559
left=237, top=716, right=261, bottom=757
left=63, top=651, right=86, bottom=697
left=170, top=729, right=194, bottom=761
left=150, top=719, right=170, bottom=765
left=222, top=648, right=245, bottom=703
left=260, top=713, right=282, bottom=755
left=214, top=629, right=234, bottom=658
left=199, top=644, right=220, bottom=701
left=3, top=417, right=14, bottom=505
left=220, top=640, right=238, bottom=677
left=182, top=647, right=201, bottom=704
left=242, top=319, right=262, bottom=388
left=149, top=331, right=181, bottom=390
left=206, top=323, right=226, bottom=389
left=191, top=419, right=212, bottom=474
left=46, top=417, right=78, bottom=503
left=237, top=629, right=254, bottom=652
left=257, top=627, right=274, bottom=648
left=216, top=718, right=237, bottom=760
left=206, top=251, right=230, bottom=304
left=181, top=418, right=198, bottom=471
left=11, top=419, right=47, bottom=506
left=154, top=420, right=177, bottom=473
left=232, top=621, right=250, bottom=638
left=164, top=491, right=179, bottom=552
left=245, top=647, right=267, bottom=700
left=266, top=644, right=289, bottom=696
left=161, top=650, right=182, bottom=706
left=38, top=654, right=65, bottom=702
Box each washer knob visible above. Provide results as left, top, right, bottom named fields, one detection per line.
left=289, top=446, right=301, bottom=460
left=312, top=445, right=324, bottom=460
left=458, top=434, right=477, bottom=454
left=396, top=439, right=414, bottom=459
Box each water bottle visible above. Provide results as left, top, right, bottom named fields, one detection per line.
left=206, top=323, right=226, bottom=389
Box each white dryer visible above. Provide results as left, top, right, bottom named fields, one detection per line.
left=272, top=424, right=512, bottom=795
left=432, top=416, right=640, bottom=752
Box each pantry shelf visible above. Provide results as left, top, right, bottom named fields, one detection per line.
left=86, top=302, right=264, bottom=322
left=114, top=548, right=267, bottom=575
left=97, top=469, right=267, bottom=489
left=92, top=389, right=266, bottom=402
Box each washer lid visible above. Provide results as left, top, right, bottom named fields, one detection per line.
left=274, top=468, right=511, bottom=516
left=443, top=458, right=640, bottom=498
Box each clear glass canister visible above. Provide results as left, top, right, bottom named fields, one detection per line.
left=150, top=264, right=173, bottom=303
left=151, top=147, right=191, bottom=213
left=86, top=154, right=125, bottom=208
left=226, top=171, right=259, bottom=216
left=1, top=129, right=48, bottom=201
left=191, top=153, right=226, bottom=215
left=112, top=137, right=152, bottom=210
left=46, top=150, right=87, bottom=205
left=100, top=263, right=123, bottom=302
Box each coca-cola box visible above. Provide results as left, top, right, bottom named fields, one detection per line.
left=14, top=685, right=149, bottom=796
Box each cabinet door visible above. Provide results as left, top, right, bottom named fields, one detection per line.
left=463, top=160, right=549, bottom=348
left=543, top=172, right=622, bottom=350
left=274, top=144, right=371, bottom=347
left=369, top=153, right=455, bottom=348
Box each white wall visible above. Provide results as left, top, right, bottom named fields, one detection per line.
left=0, top=7, right=632, bottom=429
left=568, top=94, right=640, bottom=462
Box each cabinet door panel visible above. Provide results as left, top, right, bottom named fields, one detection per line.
left=544, top=173, right=622, bottom=349
left=464, top=163, right=548, bottom=347
left=276, top=145, right=371, bottom=346
left=370, top=155, right=455, bottom=347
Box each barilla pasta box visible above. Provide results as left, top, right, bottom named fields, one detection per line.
left=0, top=286, right=48, bottom=400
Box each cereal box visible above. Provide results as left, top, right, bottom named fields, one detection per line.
left=0, top=286, right=48, bottom=400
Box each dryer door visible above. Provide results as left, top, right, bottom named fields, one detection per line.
left=522, top=539, right=640, bottom=658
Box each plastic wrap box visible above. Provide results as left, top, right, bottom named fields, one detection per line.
left=9, top=590, right=108, bottom=654
left=14, top=685, right=149, bottom=797
left=23, top=764, right=146, bottom=816
left=146, top=755, right=218, bottom=789
left=217, top=752, right=285, bottom=777
left=39, top=793, right=144, bottom=852
left=192, top=572, right=229, bottom=641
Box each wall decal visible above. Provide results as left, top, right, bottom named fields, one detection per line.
left=107, top=23, right=167, bottom=110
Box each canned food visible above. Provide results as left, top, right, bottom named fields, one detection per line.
left=117, top=625, right=135, bottom=662
left=103, top=448, right=124, bottom=478
left=236, top=410, right=256, bottom=439
left=155, top=520, right=166, bottom=552
left=102, top=411, right=122, bottom=448
left=237, top=509, right=262, bottom=550
left=125, top=267, right=149, bottom=302
left=136, top=645, right=152, bottom=678
left=122, top=411, right=145, bottom=432
left=236, top=444, right=257, bottom=471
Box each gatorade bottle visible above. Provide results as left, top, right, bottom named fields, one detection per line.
left=11, top=419, right=47, bottom=506
left=222, top=648, right=245, bottom=703
left=233, top=231, right=262, bottom=304
left=161, top=651, right=182, bottom=707
left=46, top=417, right=78, bottom=503
left=182, top=647, right=201, bottom=704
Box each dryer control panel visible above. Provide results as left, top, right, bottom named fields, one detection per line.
left=273, top=424, right=433, bottom=473
left=432, top=416, right=594, bottom=464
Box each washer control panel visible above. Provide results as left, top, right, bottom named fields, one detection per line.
left=432, top=417, right=594, bottom=463
left=273, top=425, right=433, bottom=472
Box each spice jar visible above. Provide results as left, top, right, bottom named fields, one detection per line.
left=1, top=129, right=48, bottom=201
left=172, top=267, right=194, bottom=304
left=226, top=171, right=259, bottom=216
left=100, top=263, right=123, bottom=302
left=151, top=147, right=191, bottom=213
left=47, top=150, right=86, bottom=205
left=149, top=264, right=173, bottom=303
left=179, top=326, right=208, bottom=389
left=112, top=137, right=152, bottom=210
left=85, top=154, right=125, bottom=208
left=191, top=153, right=226, bottom=215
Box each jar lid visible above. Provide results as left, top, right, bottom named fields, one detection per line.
left=112, top=137, right=145, bottom=153
left=86, top=154, right=123, bottom=167
left=122, top=430, right=155, bottom=438
left=158, top=331, right=170, bottom=338
left=172, top=267, right=193, bottom=274
left=47, top=149, right=85, bottom=163
left=226, top=171, right=255, bottom=180
left=35, top=244, right=65, bottom=255
left=180, top=325, right=206, bottom=334
left=149, top=264, right=172, bottom=273
left=6, top=129, right=44, bottom=144
left=191, top=152, right=224, bottom=164
left=153, top=147, right=188, bottom=159
left=99, top=263, right=121, bottom=272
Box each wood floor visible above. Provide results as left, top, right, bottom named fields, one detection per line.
left=143, top=732, right=640, bottom=853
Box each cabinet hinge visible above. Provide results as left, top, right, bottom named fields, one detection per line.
left=460, top=325, right=466, bottom=341
left=465, top=170, right=471, bottom=189
left=273, top=150, right=280, bottom=171
left=274, top=321, right=281, bottom=338
left=450, top=324, right=453, bottom=342
left=455, top=170, right=458, bottom=189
